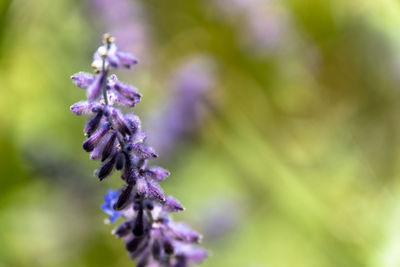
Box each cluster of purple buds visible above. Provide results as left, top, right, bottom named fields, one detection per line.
left=70, top=34, right=207, bottom=267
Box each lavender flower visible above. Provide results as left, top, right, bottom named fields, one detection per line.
left=70, top=34, right=207, bottom=266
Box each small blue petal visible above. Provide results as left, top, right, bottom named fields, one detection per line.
left=101, top=189, right=122, bottom=223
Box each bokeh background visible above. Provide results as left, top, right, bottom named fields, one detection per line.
left=1, top=0, right=400, bottom=266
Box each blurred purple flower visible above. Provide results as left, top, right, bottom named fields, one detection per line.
left=148, top=56, right=217, bottom=154
left=213, top=0, right=290, bottom=54
left=200, top=197, right=242, bottom=242
left=91, top=0, right=152, bottom=62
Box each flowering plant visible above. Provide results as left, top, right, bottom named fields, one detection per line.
left=70, top=34, right=207, bottom=267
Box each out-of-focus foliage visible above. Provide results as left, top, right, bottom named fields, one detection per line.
left=1, top=0, right=400, bottom=266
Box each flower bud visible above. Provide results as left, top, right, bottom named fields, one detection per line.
left=176, top=247, right=207, bottom=264
left=97, top=153, right=116, bottom=180
left=164, top=196, right=185, bottom=212
left=108, top=75, right=141, bottom=107
left=115, top=151, right=126, bottom=170
left=93, top=43, right=120, bottom=68
left=71, top=72, right=96, bottom=89
left=151, top=236, right=162, bottom=260
left=136, top=251, right=150, bottom=267
left=132, top=208, right=144, bottom=237
left=147, top=179, right=165, bottom=202
left=87, top=72, right=107, bottom=101
left=122, top=154, right=138, bottom=184
left=174, top=256, right=187, bottom=267
left=141, top=166, right=170, bottom=182
left=112, top=221, right=132, bottom=238
left=133, top=143, right=158, bottom=159
left=126, top=236, right=145, bottom=253
left=129, top=237, right=150, bottom=259
left=124, top=113, right=141, bottom=134
left=70, top=101, right=99, bottom=116
left=112, top=91, right=141, bottom=107
left=82, top=123, right=110, bottom=152
left=90, top=132, right=112, bottom=160
left=110, top=107, right=131, bottom=136
left=167, top=222, right=201, bottom=243
left=163, top=239, right=174, bottom=255
left=114, top=184, right=133, bottom=211
left=114, top=81, right=141, bottom=100
left=101, top=131, right=117, bottom=161
left=117, top=51, right=138, bottom=68
left=84, top=110, right=104, bottom=137
left=132, top=132, right=147, bottom=144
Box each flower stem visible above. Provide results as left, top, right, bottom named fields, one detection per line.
left=101, top=57, right=108, bottom=105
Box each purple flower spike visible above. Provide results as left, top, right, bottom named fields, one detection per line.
left=71, top=72, right=96, bottom=89
left=70, top=34, right=206, bottom=266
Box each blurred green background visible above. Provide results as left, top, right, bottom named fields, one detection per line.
left=1, top=0, right=400, bottom=266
